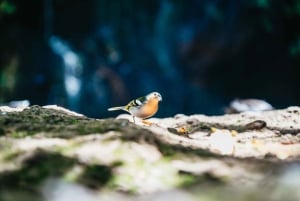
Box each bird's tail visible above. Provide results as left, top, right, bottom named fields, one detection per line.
left=107, top=106, right=125, bottom=111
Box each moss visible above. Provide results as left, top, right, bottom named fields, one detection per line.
left=159, top=143, right=217, bottom=158
left=10, top=131, right=30, bottom=138
left=176, top=171, right=225, bottom=189
left=0, top=106, right=136, bottom=138
left=108, top=173, right=138, bottom=193
left=0, top=189, right=42, bottom=201
left=1, top=149, right=22, bottom=161
left=0, top=150, right=77, bottom=189
left=0, top=127, right=4, bottom=135
left=176, top=173, right=196, bottom=187
left=77, top=165, right=113, bottom=189
left=159, top=143, right=178, bottom=157
left=0, top=147, right=119, bottom=192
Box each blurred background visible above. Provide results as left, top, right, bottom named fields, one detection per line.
left=0, top=0, right=300, bottom=118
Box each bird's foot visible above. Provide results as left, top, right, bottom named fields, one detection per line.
left=142, top=120, right=154, bottom=126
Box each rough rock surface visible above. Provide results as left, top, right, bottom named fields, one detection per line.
left=0, top=105, right=299, bottom=201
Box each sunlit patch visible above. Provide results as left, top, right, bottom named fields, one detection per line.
left=208, top=129, right=236, bottom=155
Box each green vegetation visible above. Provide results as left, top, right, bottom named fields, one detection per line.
left=0, top=1, right=16, bottom=15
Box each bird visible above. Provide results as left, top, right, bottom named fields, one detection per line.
left=108, top=92, right=162, bottom=123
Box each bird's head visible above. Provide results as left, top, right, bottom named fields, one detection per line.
left=146, top=92, right=162, bottom=102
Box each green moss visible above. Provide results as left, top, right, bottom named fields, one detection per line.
left=176, top=172, right=225, bottom=190
left=159, top=143, right=217, bottom=158
left=159, top=144, right=178, bottom=156
left=0, top=106, right=135, bottom=138
left=77, top=165, right=113, bottom=189
left=0, top=189, right=42, bottom=201
left=10, top=131, right=30, bottom=138
left=108, top=174, right=138, bottom=193
left=0, top=127, right=4, bottom=135
left=1, top=149, right=22, bottom=161
left=176, top=173, right=196, bottom=187
left=0, top=150, right=76, bottom=188
left=0, top=149, right=117, bottom=193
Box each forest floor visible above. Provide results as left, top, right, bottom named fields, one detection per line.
left=0, top=105, right=299, bottom=201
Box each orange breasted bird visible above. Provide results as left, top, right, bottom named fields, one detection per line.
left=108, top=92, right=162, bottom=123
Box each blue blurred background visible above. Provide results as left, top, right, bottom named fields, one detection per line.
left=0, top=0, right=300, bottom=118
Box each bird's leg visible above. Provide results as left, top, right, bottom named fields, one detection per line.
left=132, top=116, right=136, bottom=124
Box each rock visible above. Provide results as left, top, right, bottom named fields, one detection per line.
left=0, top=105, right=300, bottom=201
left=208, top=129, right=236, bottom=155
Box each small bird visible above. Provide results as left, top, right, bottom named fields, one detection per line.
left=108, top=92, right=162, bottom=123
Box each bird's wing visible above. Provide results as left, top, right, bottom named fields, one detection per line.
left=124, top=95, right=147, bottom=111
left=135, top=95, right=147, bottom=105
